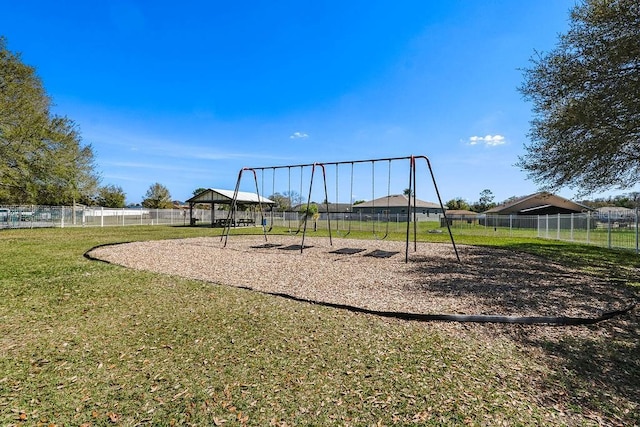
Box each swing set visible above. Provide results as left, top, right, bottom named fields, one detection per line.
left=221, top=155, right=459, bottom=262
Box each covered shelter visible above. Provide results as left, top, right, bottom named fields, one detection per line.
left=186, top=188, right=275, bottom=227
left=484, top=192, right=591, bottom=216
left=441, top=209, right=478, bottom=226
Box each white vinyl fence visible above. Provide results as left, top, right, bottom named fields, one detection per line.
left=445, top=211, right=640, bottom=253
left=2, top=205, right=638, bottom=254
left=536, top=211, right=640, bottom=253
left=0, top=205, right=210, bottom=228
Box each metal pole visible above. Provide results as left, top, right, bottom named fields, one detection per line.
left=608, top=209, right=612, bottom=249
left=570, top=213, right=574, bottom=241
left=509, top=214, right=512, bottom=236
left=301, top=164, right=317, bottom=253
left=636, top=206, right=638, bottom=255
left=222, top=168, right=245, bottom=247
left=319, top=163, right=332, bottom=246
left=417, top=155, right=459, bottom=262
left=405, top=158, right=412, bottom=263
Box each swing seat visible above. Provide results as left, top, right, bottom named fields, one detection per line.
left=250, top=243, right=283, bottom=249
left=330, top=248, right=366, bottom=255
left=364, top=249, right=399, bottom=258
left=279, top=244, right=314, bottom=251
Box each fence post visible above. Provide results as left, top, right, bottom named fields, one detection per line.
left=101, top=206, right=104, bottom=227
left=586, top=211, right=590, bottom=244
left=509, top=214, right=512, bottom=236
left=556, top=213, right=561, bottom=240
left=608, top=209, right=612, bottom=249
left=570, top=213, right=574, bottom=241
left=636, top=205, right=639, bottom=255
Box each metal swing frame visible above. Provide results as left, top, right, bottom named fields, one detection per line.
left=223, top=155, right=459, bottom=262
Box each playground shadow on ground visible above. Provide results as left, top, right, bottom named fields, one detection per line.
left=407, top=243, right=639, bottom=425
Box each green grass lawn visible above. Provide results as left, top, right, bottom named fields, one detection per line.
left=0, top=226, right=638, bottom=426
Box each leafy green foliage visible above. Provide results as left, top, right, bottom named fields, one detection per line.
left=0, top=37, right=99, bottom=204
left=96, top=184, right=126, bottom=208
left=518, top=0, right=640, bottom=195
left=192, top=187, right=208, bottom=196
left=445, top=197, right=470, bottom=211
left=142, top=182, right=173, bottom=208
left=298, top=202, right=318, bottom=216
left=471, top=188, right=496, bottom=212
left=267, top=192, right=291, bottom=211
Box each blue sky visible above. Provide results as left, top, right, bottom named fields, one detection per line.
left=2, top=0, right=612, bottom=205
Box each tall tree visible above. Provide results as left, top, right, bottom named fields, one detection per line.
left=472, top=189, right=496, bottom=212
left=518, top=0, right=640, bottom=195
left=142, top=183, right=173, bottom=209
left=0, top=37, right=99, bottom=204
left=445, top=198, right=470, bottom=211
left=268, top=192, right=292, bottom=211
left=96, top=184, right=126, bottom=208
left=282, top=190, right=302, bottom=208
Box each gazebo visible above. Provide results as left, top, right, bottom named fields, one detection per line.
left=186, top=188, right=275, bottom=227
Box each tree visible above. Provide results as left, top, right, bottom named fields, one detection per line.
left=298, top=203, right=318, bottom=217
left=471, top=189, right=496, bottom=212
left=142, top=183, right=173, bottom=208
left=96, top=184, right=126, bottom=208
left=518, top=0, right=640, bottom=195
left=0, top=37, right=99, bottom=205
left=192, top=187, right=207, bottom=196
left=268, top=192, right=291, bottom=211
left=282, top=190, right=302, bottom=208
left=445, top=198, right=470, bottom=211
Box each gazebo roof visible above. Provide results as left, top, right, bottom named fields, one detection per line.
left=186, top=188, right=274, bottom=205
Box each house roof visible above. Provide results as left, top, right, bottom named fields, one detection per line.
left=484, top=192, right=590, bottom=215
left=292, top=202, right=353, bottom=212
left=595, top=206, right=633, bottom=214
left=594, top=206, right=634, bottom=217
left=186, top=188, right=275, bottom=205
left=353, top=194, right=442, bottom=209
left=445, top=209, right=477, bottom=217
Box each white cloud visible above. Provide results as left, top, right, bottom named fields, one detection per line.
left=290, top=131, right=309, bottom=139
left=468, top=134, right=506, bottom=147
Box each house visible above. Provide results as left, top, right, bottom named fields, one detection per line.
left=292, top=202, right=353, bottom=213
left=351, top=194, right=444, bottom=217
left=484, top=192, right=590, bottom=216
left=594, top=206, right=634, bottom=221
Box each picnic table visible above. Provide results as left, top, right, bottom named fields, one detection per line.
left=212, top=218, right=255, bottom=227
